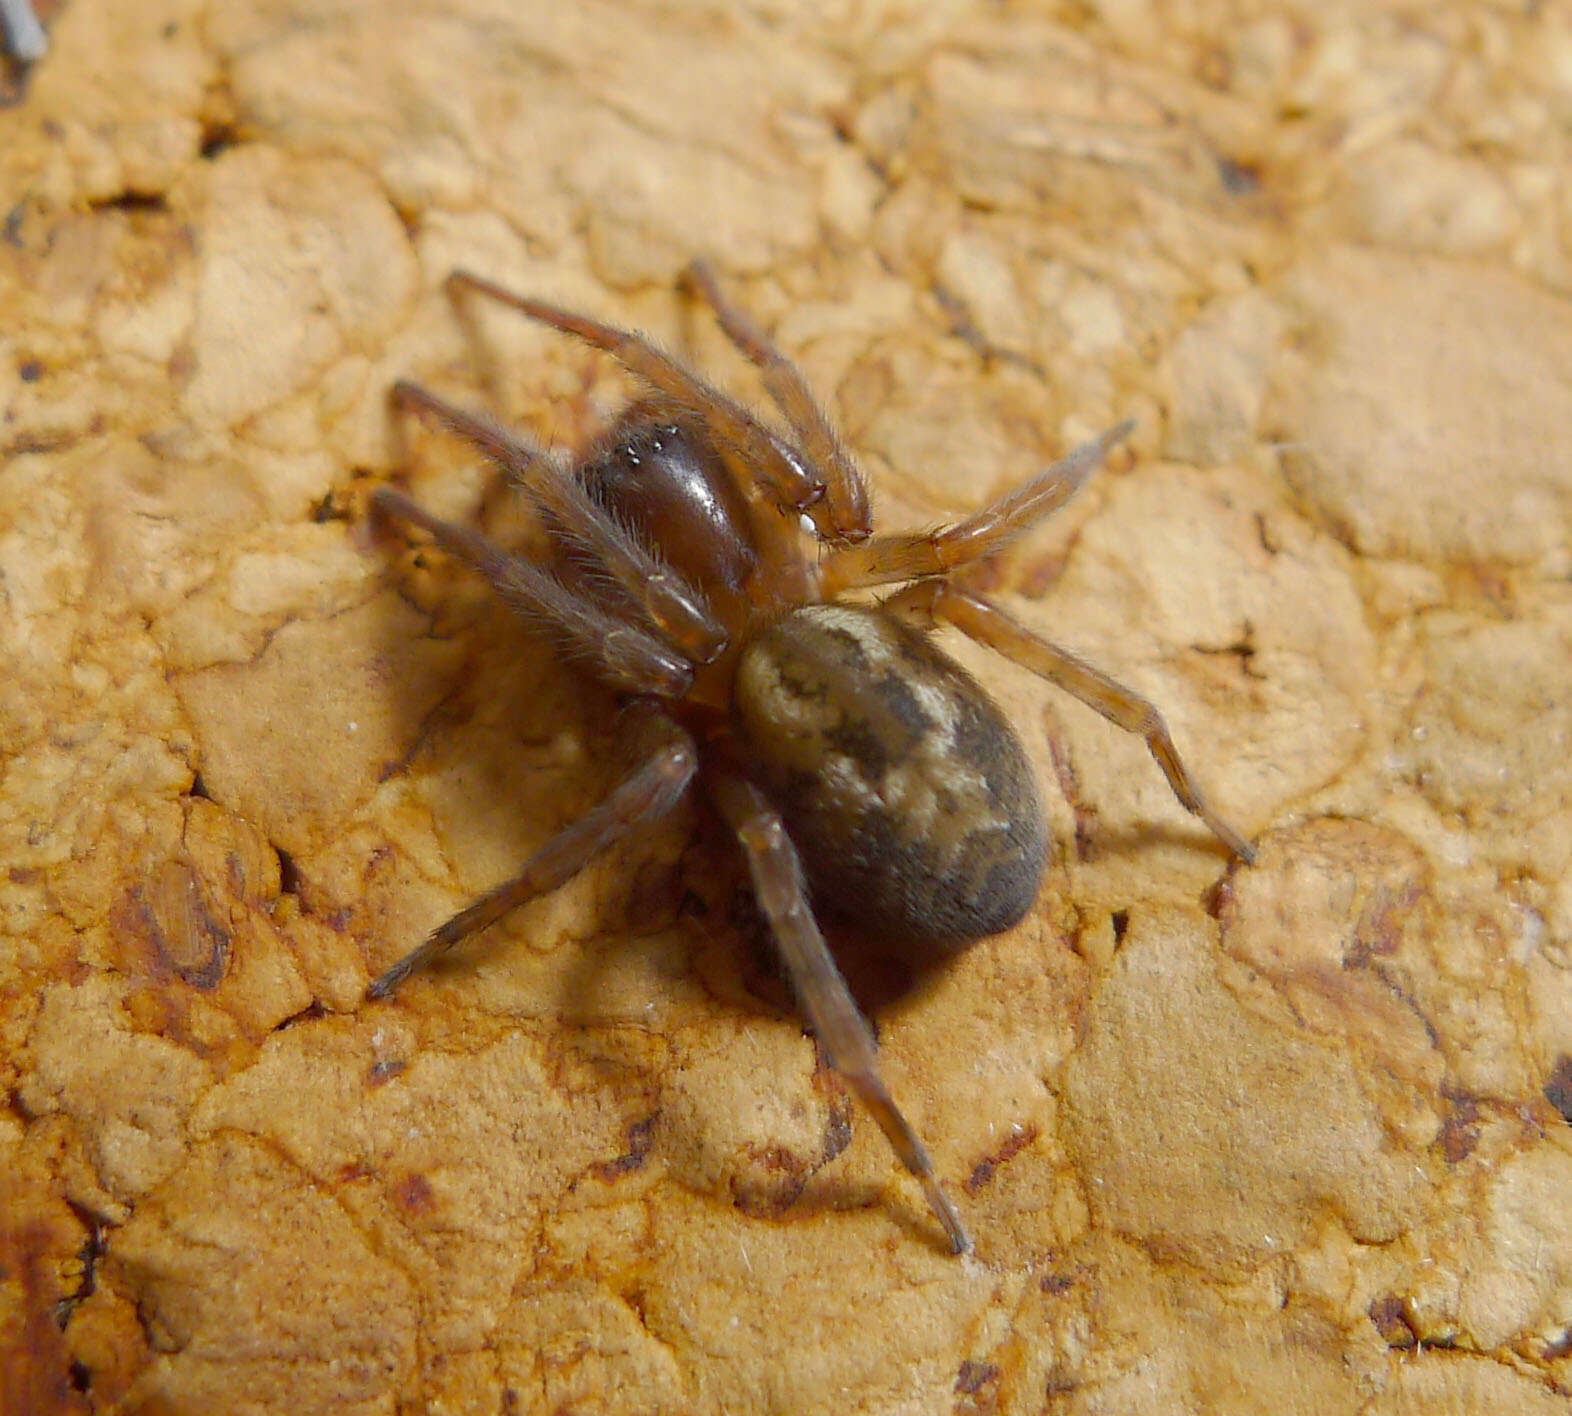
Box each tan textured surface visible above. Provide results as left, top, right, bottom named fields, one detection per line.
left=3, top=3, right=1571, bottom=1413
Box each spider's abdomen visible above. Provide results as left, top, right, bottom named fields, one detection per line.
left=732, top=604, right=1047, bottom=945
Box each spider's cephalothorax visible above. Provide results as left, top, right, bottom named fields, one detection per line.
left=366, top=263, right=1257, bottom=1255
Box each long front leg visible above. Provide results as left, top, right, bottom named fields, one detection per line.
left=711, top=773, right=972, bottom=1255
left=682, top=260, right=871, bottom=543
left=822, top=421, right=1134, bottom=592
left=392, top=380, right=726, bottom=665
left=444, top=268, right=833, bottom=532
left=888, top=581, right=1256, bottom=863
left=367, top=710, right=697, bottom=998
left=373, top=486, right=693, bottom=699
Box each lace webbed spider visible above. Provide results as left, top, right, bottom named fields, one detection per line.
left=365, top=264, right=1255, bottom=1254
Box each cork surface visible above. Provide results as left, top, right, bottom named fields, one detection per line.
left=3, top=3, right=1571, bottom=1413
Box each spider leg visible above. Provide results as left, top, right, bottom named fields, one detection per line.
left=367, top=706, right=697, bottom=999
left=444, top=268, right=835, bottom=533
left=392, top=380, right=726, bottom=665
left=682, top=260, right=871, bottom=543
left=821, top=421, right=1135, bottom=593
left=373, top=486, right=693, bottom=699
left=711, top=772, right=973, bottom=1255
left=888, top=581, right=1256, bottom=862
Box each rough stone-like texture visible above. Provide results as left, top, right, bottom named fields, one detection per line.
left=3, top=2, right=1569, bottom=1413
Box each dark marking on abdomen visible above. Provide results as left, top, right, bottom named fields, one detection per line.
left=732, top=604, right=1047, bottom=945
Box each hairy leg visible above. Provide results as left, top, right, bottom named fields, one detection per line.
left=888, top=581, right=1255, bottom=862
left=444, top=268, right=843, bottom=538
left=822, top=421, right=1134, bottom=592
left=392, top=380, right=725, bottom=665
left=682, top=260, right=870, bottom=543
left=711, top=772, right=973, bottom=1254
left=373, top=485, right=695, bottom=697
left=367, top=708, right=697, bottom=998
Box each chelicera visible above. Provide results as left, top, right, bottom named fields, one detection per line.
left=365, top=263, right=1255, bottom=1254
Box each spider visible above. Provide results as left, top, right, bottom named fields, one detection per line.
left=365, top=263, right=1256, bottom=1255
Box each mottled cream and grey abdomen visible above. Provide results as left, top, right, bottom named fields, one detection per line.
left=731, top=604, right=1047, bottom=944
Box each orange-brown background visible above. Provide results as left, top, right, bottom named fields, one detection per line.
left=3, top=2, right=1570, bottom=1413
